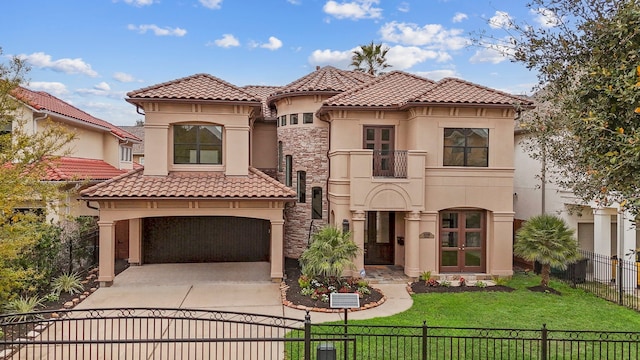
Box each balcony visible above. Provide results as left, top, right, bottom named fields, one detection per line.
left=373, top=150, right=407, bottom=178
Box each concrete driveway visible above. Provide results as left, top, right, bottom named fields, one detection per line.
left=76, top=262, right=413, bottom=322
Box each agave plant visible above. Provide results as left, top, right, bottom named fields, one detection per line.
left=3, top=296, right=44, bottom=322
left=51, top=272, right=84, bottom=295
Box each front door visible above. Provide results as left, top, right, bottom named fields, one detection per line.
left=440, top=210, right=485, bottom=272
left=365, top=211, right=395, bottom=265
left=364, top=126, right=394, bottom=177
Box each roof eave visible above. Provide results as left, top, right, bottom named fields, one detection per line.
left=79, top=195, right=297, bottom=201
left=267, top=90, right=341, bottom=107
left=126, top=97, right=262, bottom=108
left=400, top=101, right=534, bottom=110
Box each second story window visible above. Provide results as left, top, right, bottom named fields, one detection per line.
left=303, top=113, right=313, bottom=124
left=120, top=146, right=132, bottom=162
left=290, top=114, right=298, bottom=125
left=285, top=155, right=292, bottom=186
left=280, top=115, right=287, bottom=126
left=443, top=128, right=489, bottom=167
left=174, top=125, right=222, bottom=165
left=312, top=187, right=322, bottom=219
left=297, top=171, right=306, bottom=203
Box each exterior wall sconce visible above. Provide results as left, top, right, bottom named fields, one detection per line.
left=342, top=219, right=349, bottom=233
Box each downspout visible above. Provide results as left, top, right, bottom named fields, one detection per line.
left=32, top=112, right=48, bottom=132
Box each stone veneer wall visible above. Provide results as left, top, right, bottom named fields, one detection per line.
left=278, top=126, right=329, bottom=258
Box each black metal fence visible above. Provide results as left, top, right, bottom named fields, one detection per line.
left=2, top=308, right=639, bottom=359
left=553, top=249, right=640, bottom=312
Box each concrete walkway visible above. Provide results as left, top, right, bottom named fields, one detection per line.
left=76, top=262, right=413, bottom=322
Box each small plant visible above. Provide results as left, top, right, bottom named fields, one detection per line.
left=300, top=287, right=315, bottom=296
left=459, top=277, right=466, bottom=287
left=425, top=278, right=440, bottom=287
left=320, top=294, right=329, bottom=302
left=475, top=280, right=487, bottom=288
left=3, top=296, right=44, bottom=322
left=440, top=280, right=451, bottom=287
left=43, top=292, right=60, bottom=302
left=52, top=272, right=84, bottom=295
left=357, top=286, right=371, bottom=296
left=356, top=278, right=369, bottom=288
left=298, top=275, right=311, bottom=289
left=419, top=271, right=432, bottom=281
left=493, top=276, right=508, bottom=286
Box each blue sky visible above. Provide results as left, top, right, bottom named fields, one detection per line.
left=0, top=0, right=555, bottom=125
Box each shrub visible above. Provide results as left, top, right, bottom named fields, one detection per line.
left=493, top=276, right=508, bottom=286
left=425, top=278, right=440, bottom=287
left=299, top=226, right=360, bottom=280
left=3, top=296, right=44, bottom=322
left=440, top=280, right=451, bottom=287
left=52, top=272, right=84, bottom=295
left=297, top=275, right=311, bottom=289
left=476, top=280, right=487, bottom=288
left=420, top=271, right=432, bottom=281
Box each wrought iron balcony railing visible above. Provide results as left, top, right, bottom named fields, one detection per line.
left=372, top=150, right=407, bottom=178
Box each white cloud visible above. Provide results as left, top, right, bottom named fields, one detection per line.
left=414, top=69, right=459, bottom=81
left=287, top=0, right=301, bottom=4
left=27, top=82, right=69, bottom=96
left=199, top=0, right=222, bottom=9
left=260, top=36, right=283, bottom=50
left=122, top=0, right=155, bottom=6
left=113, top=72, right=136, bottom=83
left=386, top=45, right=450, bottom=70
left=469, top=39, right=515, bottom=64
left=398, top=2, right=409, bottom=12
left=379, top=21, right=469, bottom=50
left=531, top=8, right=561, bottom=28
left=19, top=52, right=98, bottom=77
left=76, top=83, right=126, bottom=99
left=488, top=11, right=513, bottom=29
left=452, top=12, right=468, bottom=23
left=308, top=48, right=355, bottom=67
left=94, top=82, right=111, bottom=91
left=323, top=0, right=382, bottom=20
left=210, top=34, right=240, bottom=48
left=127, top=24, right=187, bottom=37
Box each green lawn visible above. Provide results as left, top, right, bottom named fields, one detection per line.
left=351, top=272, right=640, bottom=331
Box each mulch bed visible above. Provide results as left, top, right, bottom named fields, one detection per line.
left=283, top=259, right=385, bottom=312
left=409, top=281, right=515, bottom=294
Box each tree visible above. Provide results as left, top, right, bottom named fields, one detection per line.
left=514, top=214, right=580, bottom=287
left=299, top=226, right=361, bottom=280
left=350, top=41, right=391, bottom=76
left=480, top=0, right=640, bottom=217
left=0, top=47, right=76, bottom=304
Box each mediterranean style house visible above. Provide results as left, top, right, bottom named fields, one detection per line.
left=80, top=66, right=532, bottom=285
left=11, top=87, right=140, bottom=223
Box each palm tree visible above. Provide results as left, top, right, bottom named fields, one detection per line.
left=350, top=41, right=391, bottom=76
left=299, top=226, right=361, bottom=280
left=514, top=214, right=580, bottom=287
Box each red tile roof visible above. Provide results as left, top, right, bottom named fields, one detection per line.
left=80, top=167, right=297, bottom=199
left=44, top=157, right=128, bottom=181
left=13, top=87, right=140, bottom=142
left=268, top=66, right=373, bottom=104
left=411, top=77, right=533, bottom=106
left=242, top=85, right=282, bottom=119
left=322, top=71, right=436, bottom=108
left=126, top=73, right=262, bottom=105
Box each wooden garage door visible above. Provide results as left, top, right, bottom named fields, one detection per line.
left=143, top=216, right=270, bottom=263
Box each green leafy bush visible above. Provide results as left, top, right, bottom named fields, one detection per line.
left=52, top=272, right=84, bottom=295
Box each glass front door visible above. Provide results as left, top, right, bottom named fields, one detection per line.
left=440, top=210, right=485, bottom=272
left=364, top=211, right=395, bottom=265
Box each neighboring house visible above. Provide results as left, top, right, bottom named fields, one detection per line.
left=81, top=67, right=532, bottom=285
left=120, top=125, right=145, bottom=165
left=514, top=126, right=638, bottom=286
left=11, top=87, right=140, bottom=223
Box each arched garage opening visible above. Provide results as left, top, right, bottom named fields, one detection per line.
left=143, top=216, right=270, bottom=263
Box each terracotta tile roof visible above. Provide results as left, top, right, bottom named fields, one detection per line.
left=126, top=73, right=261, bottom=105
left=44, top=157, right=128, bottom=181
left=322, top=71, right=435, bottom=108
left=120, top=126, right=145, bottom=155
left=268, top=66, right=373, bottom=104
left=13, top=87, right=140, bottom=142
left=411, top=77, right=533, bottom=106
left=80, top=167, right=297, bottom=199
left=242, top=85, right=281, bottom=119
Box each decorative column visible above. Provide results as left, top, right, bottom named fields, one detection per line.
left=617, top=211, right=638, bottom=291
left=128, top=218, right=142, bottom=265
left=593, top=208, right=613, bottom=282
left=270, top=219, right=285, bottom=281
left=404, top=211, right=421, bottom=278
left=419, top=212, right=438, bottom=274
left=97, top=220, right=115, bottom=286
left=352, top=210, right=366, bottom=277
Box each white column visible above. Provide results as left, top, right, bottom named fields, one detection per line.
left=270, top=219, right=284, bottom=281
left=404, top=211, right=421, bottom=278
left=593, top=209, right=613, bottom=282
left=352, top=211, right=366, bottom=277
left=128, top=218, right=142, bottom=265
left=617, top=211, right=637, bottom=291
left=97, top=220, right=115, bottom=286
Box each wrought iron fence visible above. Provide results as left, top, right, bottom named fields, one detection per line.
left=553, top=249, right=640, bottom=312
left=372, top=150, right=407, bottom=178
left=2, top=308, right=639, bottom=359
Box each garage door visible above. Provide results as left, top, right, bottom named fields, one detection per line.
left=143, top=216, right=270, bottom=263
